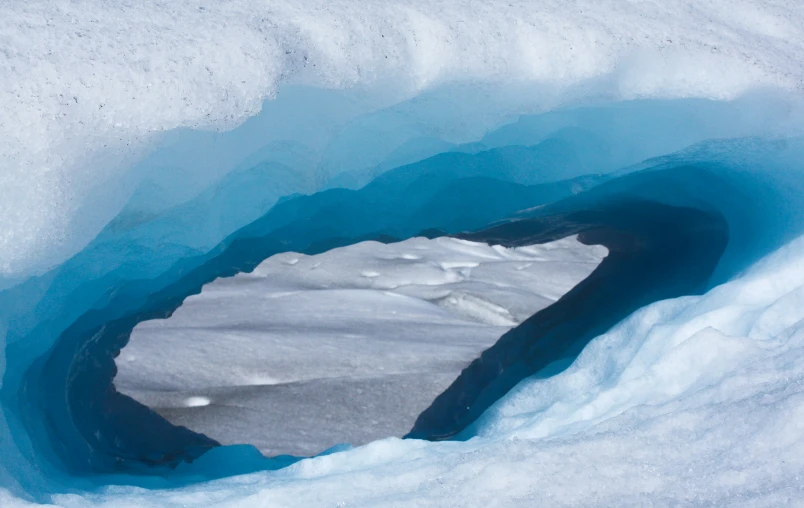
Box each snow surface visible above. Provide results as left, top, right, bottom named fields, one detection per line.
left=2, top=1, right=804, bottom=276
left=117, top=236, right=606, bottom=456
left=32, top=232, right=804, bottom=507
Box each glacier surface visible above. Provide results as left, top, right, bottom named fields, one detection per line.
left=2, top=0, right=804, bottom=277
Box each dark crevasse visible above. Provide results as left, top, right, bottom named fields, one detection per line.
left=5, top=135, right=804, bottom=499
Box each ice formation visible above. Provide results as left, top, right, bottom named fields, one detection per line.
left=2, top=0, right=804, bottom=506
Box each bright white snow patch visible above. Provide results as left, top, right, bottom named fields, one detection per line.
left=116, top=235, right=605, bottom=456
left=2, top=0, right=804, bottom=276
left=183, top=397, right=211, bottom=408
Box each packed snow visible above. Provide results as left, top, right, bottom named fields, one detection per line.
left=2, top=1, right=804, bottom=277
left=117, top=235, right=606, bottom=456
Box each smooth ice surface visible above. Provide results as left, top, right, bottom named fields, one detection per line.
left=117, top=236, right=606, bottom=456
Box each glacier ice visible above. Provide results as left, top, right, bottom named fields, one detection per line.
left=2, top=0, right=804, bottom=506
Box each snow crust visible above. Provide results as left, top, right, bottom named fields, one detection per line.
left=2, top=1, right=804, bottom=276
left=117, top=236, right=605, bottom=456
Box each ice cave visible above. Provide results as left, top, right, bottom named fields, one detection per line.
left=2, top=1, right=804, bottom=506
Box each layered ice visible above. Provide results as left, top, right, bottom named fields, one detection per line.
left=2, top=0, right=804, bottom=506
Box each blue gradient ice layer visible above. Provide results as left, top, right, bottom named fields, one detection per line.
left=1, top=96, right=804, bottom=502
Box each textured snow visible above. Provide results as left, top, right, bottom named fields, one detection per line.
left=117, top=236, right=605, bottom=456
left=2, top=0, right=804, bottom=275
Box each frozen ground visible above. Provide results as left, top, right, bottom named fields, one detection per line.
left=116, top=235, right=606, bottom=456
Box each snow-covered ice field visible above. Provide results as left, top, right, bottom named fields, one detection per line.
left=118, top=236, right=606, bottom=456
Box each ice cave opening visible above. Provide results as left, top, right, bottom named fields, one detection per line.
left=3, top=77, right=804, bottom=508
left=40, top=157, right=744, bottom=480
left=5, top=2, right=804, bottom=505
left=116, top=235, right=607, bottom=457
left=5, top=87, right=803, bottom=495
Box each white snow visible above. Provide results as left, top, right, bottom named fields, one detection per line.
left=183, top=397, right=211, bottom=408
left=116, top=235, right=605, bottom=456
left=2, top=1, right=804, bottom=276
